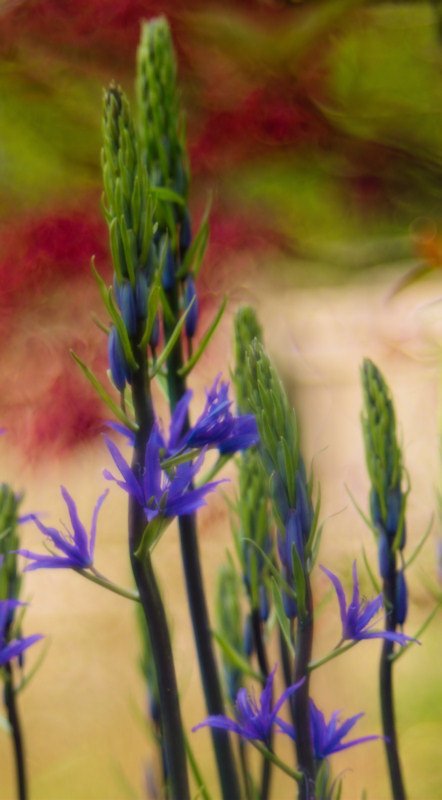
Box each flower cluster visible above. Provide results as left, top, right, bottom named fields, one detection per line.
left=193, top=668, right=382, bottom=761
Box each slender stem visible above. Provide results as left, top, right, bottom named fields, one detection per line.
left=251, top=741, right=302, bottom=783
left=251, top=607, right=272, bottom=800
left=293, top=582, right=316, bottom=800
left=238, top=739, right=254, bottom=800
left=129, top=351, right=190, bottom=800
left=4, top=663, right=27, bottom=800
left=80, top=568, right=140, bottom=602
left=380, top=563, right=406, bottom=800
left=308, top=641, right=356, bottom=671
left=163, top=286, right=241, bottom=800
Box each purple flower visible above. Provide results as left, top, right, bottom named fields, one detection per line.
left=165, top=375, right=259, bottom=455
left=192, top=666, right=304, bottom=747
left=104, top=425, right=222, bottom=522
left=320, top=561, right=415, bottom=646
left=0, top=599, right=43, bottom=667
left=17, top=487, right=109, bottom=571
left=277, top=700, right=382, bottom=760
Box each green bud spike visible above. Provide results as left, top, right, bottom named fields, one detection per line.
left=0, top=484, right=21, bottom=602
left=136, top=17, right=188, bottom=199
left=245, top=340, right=299, bottom=510
left=233, top=307, right=263, bottom=414
left=361, top=358, right=405, bottom=535
left=102, top=83, right=154, bottom=286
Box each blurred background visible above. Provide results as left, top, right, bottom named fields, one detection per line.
left=1, top=1, right=441, bottom=798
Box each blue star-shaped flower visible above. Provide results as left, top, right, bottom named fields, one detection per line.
left=0, top=599, right=43, bottom=667
left=277, top=700, right=382, bottom=760
left=192, top=667, right=304, bottom=747
left=160, top=375, right=259, bottom=456
left=320, top=561, right=414, bottom=646
left=17, top=487, right=109, bottom=571
left=104, top=425, right=222, bottom=522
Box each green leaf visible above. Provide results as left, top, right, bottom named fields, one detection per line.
left=139, top=281, right=161, bottom=350
left=389, top=603, right=440, bottom=663
left=184, top=733, right=213, bottom=800
left=134, top=516, right=169, bottom=561
left=70, top=350, right=138, bottom=431
left=271, top=578, right=295, bottom=658
left=211, top=630, right=261, bottom=682
left=404, top=515, right=433, bottom=569
left=150, top=185, right=185, bottom=206
left=291, top=544, right=306, bottom=620
left=15, top=639, right=51, bottom=695
left=150, top=297, right=196, bottom=379
left=362, top=546, right=381, bottom=594
left=91, top=260, right=138, bottom=370
left=178, top=197, right=211, bottom=279
left=178, top=296, right=227, bottom=378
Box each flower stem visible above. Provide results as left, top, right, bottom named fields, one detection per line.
left=380, top=566, right=406, bottom=800
left=251, top=741, right=302, bottom=782
left=130, top=351, right=190, bottom=800
left=251, top=607, right=272, bottom=800
left=163, top=289, right=241, bottom=800
left=308, top=641, right=356, bottom=671
left=293, top=582, right=316, bottom=800
left=4, top=663, right=27, bottom=800
left=80, top=568, right=140, bottom=602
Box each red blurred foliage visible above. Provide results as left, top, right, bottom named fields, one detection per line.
left=0, top=208, right=109, bottom=328
left=191, top=87, right=328, bottom=174
left=20, top=369, right=106, bottom=460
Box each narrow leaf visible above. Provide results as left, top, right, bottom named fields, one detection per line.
left=70, top=351, right=137, bottom=431
left=178, top=296, right=227, bottom=378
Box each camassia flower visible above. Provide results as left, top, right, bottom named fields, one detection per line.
left=320, top=562, right=415, bottom=646
left=277, top=700, right=382, bottom=760
left=104, top=425, right=223, bottom=522
left=160, top=375, right=259, bottom=455
left=192, top=667, right=304, bottom=747
left=17, top=487, right=109, bottom=571
left=0, top=599, right=43, bottom=667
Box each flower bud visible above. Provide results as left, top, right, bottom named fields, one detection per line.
left=259, top=584, right=269, bottom=622
left=135, top=270, right=149, bottom=319
left=115, top=279, right=137, bottom=335
left=108, top=326, right=128, bottom=391
left=395, top=569, right=408, bottom=625
left=282, top=586, right=298, bottom=620
left=184, top=275, right=198, bottom=338
left=378, top=531, right=392, bottom=580
left=179, top=210, right=192, bottom=257
left=386, top=486, right=402, bottom=539
left=243, top=614, right=254, bottom=658
left=149, top=314, right=160, bottom=350
left=161, top=241, right=176, bottom=290
left=370, top=488, right=382, bottom=529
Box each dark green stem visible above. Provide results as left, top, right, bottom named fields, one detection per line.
left=129, top=353, right=190, bottom=800
left=293, top=582, right=316, bottom=800
left=4, top=663, right=27, bottom=800
left=380, top=564, right=406, bottom=800
left=163, top=287, right=241, bottom=800
left=251, top=607, right=272, bottom=800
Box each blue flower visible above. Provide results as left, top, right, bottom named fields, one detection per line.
left=320, top=561, right=415, bottom=646
left=192, top=666, right=304, bottom=747
left=0, top=599, right=43, bottom=667
left=17, top=487, right=109, bottom=571
left=104, top=425, right=223, bottom=522
left=166, top=375, right=259, bottom=455
left=277, top=700, right=382, bottom=760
